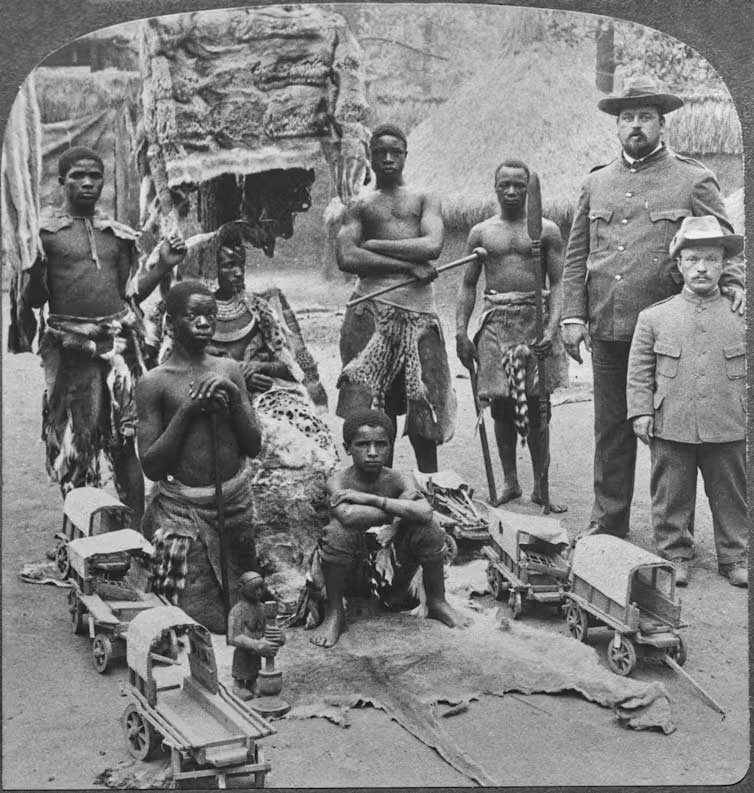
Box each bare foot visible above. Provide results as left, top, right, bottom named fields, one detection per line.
left=309, top=611, right=345, bottom=648
left=233, top=682, right=255, bottom=701
left=494, top=485, right=522, bottom=506
left=427, top=599, right=473, bottom=628
left=531, top=493, right=568, bottom=514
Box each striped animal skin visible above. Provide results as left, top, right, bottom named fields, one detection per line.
left=501, top=343, right=531, bottom=444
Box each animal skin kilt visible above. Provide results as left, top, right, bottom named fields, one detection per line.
left=474, top=291, right=565, bottom=440
left=39, top=307, right=144, bottom=496
left=142, top=461, right=257, bottom=633
left=336, top=298, right=456, bottom=443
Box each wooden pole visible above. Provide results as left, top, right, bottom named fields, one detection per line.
left=210, top=412, right=231, bottom=616
left=346, top=248, right=487, bottom=308
left=526, top=172, right=551, bottom=514
left=469, top=363, right=497, bottom=505
left=664, top=655, right=726, bottom=716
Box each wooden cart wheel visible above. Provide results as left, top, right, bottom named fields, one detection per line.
left=667, top=634, right=687, bottom=667
left=486, top=564, right=506, bottom=601
left=442, top=533, right=458, bottom=566
left=606, top=633, right=637, bottom=676
left=565, top=600, right=589, bottom=642
left=68, top=590, right=86, bottom=635
left=92, top=634, right=113, bottom=674
left=122, top=703, right=160, bottom=761
left=509, top=590, right=523, bottom=620
left=55, top=543, right=71, bottom=579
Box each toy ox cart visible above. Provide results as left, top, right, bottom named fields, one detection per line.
left=67, top=528, right=166, bottom=673
left=54, top=487, right=136, bottom=579
left=122, top=606, right=275, bottom=788
left=565, top=535, right=687, bottom=676
left=414, top=470, right=492, bottom=561
left=482, top=510, right=570, bottom=618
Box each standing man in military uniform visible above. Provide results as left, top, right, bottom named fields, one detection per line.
left=627, top=216, right=747, bottom=587
left=561, top=77, right=744, bottom=544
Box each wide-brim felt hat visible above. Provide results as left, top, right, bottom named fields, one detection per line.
left=598, top=76, right=684, bottom=115
left=669, top=215, right=744, bottom=258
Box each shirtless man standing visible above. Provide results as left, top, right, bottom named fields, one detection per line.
left=336, top=124, right=456, bottom=473
left=456, top=159, right=566, bottom=512
left=13, top=147, right=186, bottom=520
left=137, top=281, right=262, bottom=631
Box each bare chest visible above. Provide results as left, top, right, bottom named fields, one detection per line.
left=361, top=192, right=423, bottom=238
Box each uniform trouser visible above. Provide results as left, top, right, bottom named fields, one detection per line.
left=590, top=339, right=635, bottom=536
left=650, top=437, right=748, bottom=565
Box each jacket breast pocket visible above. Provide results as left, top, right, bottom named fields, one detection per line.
left=589, top=208, right=613, bottom=253
left=654, top=341, right=681, bottom=378
left=649, top=207, right=691, bottom=251
left=724, top=344, right=746, bottom=379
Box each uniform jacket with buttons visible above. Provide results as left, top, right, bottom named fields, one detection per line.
left=626, top=291, right=745, bottom=444
left=562, top=146, right=743, bottom=341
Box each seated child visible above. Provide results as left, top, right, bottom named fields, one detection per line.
left=310, top=408, right=470, bottom=648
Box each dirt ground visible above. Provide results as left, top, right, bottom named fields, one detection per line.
left=1, top=261, right=750, bottom=788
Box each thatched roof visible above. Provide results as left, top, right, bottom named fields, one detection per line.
left=33, top=67, right=140, bottom=124
left=406, top=45, right=743, bottom=232
left=725, top=188, right=744, bottom=234
left=664, top=92, right=742, bottom=156
left=405, top=43, right=616, bottom=230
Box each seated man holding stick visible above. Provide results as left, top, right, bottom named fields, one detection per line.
left=310, top=409, right=471, bottom=648
left=136, top=281, right=262, bottom=632
left=336, top=123, right=456, bottom=473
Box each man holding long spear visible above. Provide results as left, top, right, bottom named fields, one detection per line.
left=456, top=159, right=567, bottom=513
left=336, top=123, right=458, bottom=473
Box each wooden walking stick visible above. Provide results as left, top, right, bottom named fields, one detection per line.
left=210, top=412, right=231, bottom=616
left=526, top=172, right=552, bottom=515
left=346, top=248, right=487, bottom=308
left=469, top=362, right=498, bottom=505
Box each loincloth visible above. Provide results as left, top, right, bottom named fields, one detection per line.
left=143, top=461, right=257, bottom=633
left=39, top=307, right=145, bottom=494
left=474, top=291, right=566, bottom=400
left=336, top=298, right=456, bottom=443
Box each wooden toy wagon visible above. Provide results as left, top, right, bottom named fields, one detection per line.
left=564, top=535, right=687, bottom=676
left=414, top=470, right=492, bottom=562
left=54, top=487, right=136, bottom=579
left=67, top=528, right=167, bottom=673
left=122, top=606, right=275, bottom=788
left=482, top=510, right=571, bottom=618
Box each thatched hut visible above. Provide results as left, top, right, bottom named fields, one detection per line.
left=663, top=91, right=743, bottom=195
left=406, top=45, right=743, bottom=263
left=405, top=41, right=616, bottom=253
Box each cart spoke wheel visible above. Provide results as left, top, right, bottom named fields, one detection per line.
left=565, top=601, right=588, bottom=642
left=92, top=634, right=112, bottom=674
left=55, top=543, right=70, bottom=579
left=510, top=591, right=523, bottom=619
left=486, top=565, right=506, bottom=601
left=122, top=704, right=159, bottom=761
left=68, top=590, right=86, bottom=635
left=606, top=634, right=637, bottom=676
left=667, top=634, right=687, bottom=667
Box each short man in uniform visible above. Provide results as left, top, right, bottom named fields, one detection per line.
left=456, top=158, right=566, bottom=511
left=336, top=124, right=456, bottom=473
left=561, top=77, right=744, bottom=539
left=11, top=146, right=186, bottom=520
left=627, top=216, right=747, bottom=587
left=137, top=281, right=262, bottom=632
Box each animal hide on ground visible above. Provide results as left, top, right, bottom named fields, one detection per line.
left=100, top=592, right=674, bottom=789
